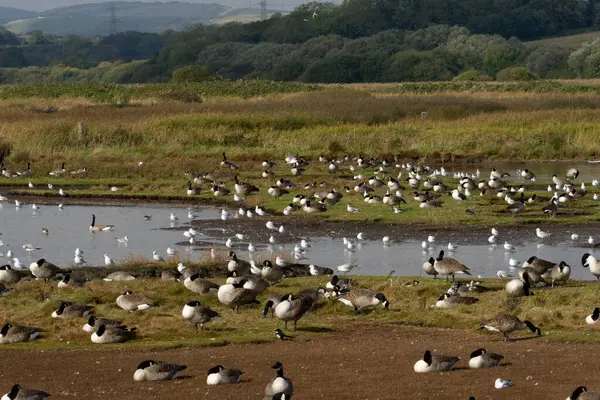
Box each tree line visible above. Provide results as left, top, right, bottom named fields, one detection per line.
left=1, top=0, right=600, bottom=83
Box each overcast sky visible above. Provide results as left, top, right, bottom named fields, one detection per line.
left=1, top=0, right=209, bottom=12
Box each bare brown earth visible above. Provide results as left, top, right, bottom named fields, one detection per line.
left=0, top=324, right=596, bottom=399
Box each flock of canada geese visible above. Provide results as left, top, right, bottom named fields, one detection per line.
left=1, top=155, right=600, bottom=399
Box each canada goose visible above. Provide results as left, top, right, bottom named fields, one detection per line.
left=413, top=350, right=459, bottom=373
left=133, top=360, right=187, bottom=381
left=435, top=293, right=478, bottom=308
left=212, top=185, right=230, bottom=197
left=217, top=281, right=260, bottom=313
left=265, top=362, right=293, bottom=399
left=505, top=272, right=533, bottom=297
left=586, top=308, right=600, bottom=325
left=51, top=302, right=93, bottom=319
left=542, top=198, right=558, bottom=217
left=89, top=214, right=113, bottom=232
left=479, top=314, right=542, bottom=341
left=0, top=265, right=21, bottom=284
left=519, top=266, right=544, bottom=286
left=567, top=386, right=600, bottom=400
left=566, top=168, right=580, bottom=180
left=83, top=316, right=122, bottom=333
left=241, top=274, right=270, bottom=293
left=582, top=253, right=600, bottom=280
left=433, top=250, right=471, bottom=281
left=521, top=169, right=535, bottom=180
left=303, top=200, right=327, bottom=213
left=221, top=152, right=238, bottom=170
left=186, top=181, right=197, bottom=196
left=506, top=193, right=525, bottom=216
left=207, top=365, right=243, bottom=385
left=261, top=260, right=283, bottom=283
left=268, top=186, right=289, bottom=198
left=161, top=270, right=180, bottom=281
left=182, top=301, right=221, bottom=332
left=2, top=384, right=49, bottom=400
left=49, top=162, right=66, bottom=176
left=0, top=324, right=42, bottom=344
left=423, top=257, right=438, bottom=278
left=57, top=274, right=85, bottom=288
left=227, top=252, right=251, bottom=275
left=263, top=159, right=276, bottom=168
left=468, top=348, right=504, bottom=368
left=16, top=162, right=31, bottom=176
left=116, top=290, right=156, bottom=311
left=541, top=261, right=571, bottom=287
left=103, top=271, right=135, bottom=281
left=91, top=324, right=136, bottom=344
left=183, top=274, right=219, bottom=294
left=521, top=256, right=553, bottom=275
left=263, top=293, right=313, bottom=332
left=234, top=175, right=258, bottom=196
left=29, top=259, right=61, bottom=282
left=338, top=288, right=389, bottom=314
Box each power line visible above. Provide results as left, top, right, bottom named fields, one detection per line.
left=259, top=0, right=267, bottom=20
left=109, top=4, right=117, bottom=35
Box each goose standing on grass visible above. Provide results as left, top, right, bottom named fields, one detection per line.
left=207, top=365, right=243, bottom=385
left=433, top=250, right=471, bottom=281
left=0, top=323, right=42, bottom=344
left=541, top=261, right=571, bottom=287
left=582, top=253, right=600, bottom=280
left=29, top=259, right=61, bottom=282
left=566, top=386, right=600, bottom=400
left=133, top=360, right=188, bottom=381
left=51, top=302, right=94, bottom=319
left=586, top=307, right=600, bottom=325
left=413, top=350, right=459, bottom=373
left=2, top=384, right=50, bottom=400
left=182, top=301, right=221, bottom=332
left=217, top=280, right=260, bottom=313
left=505, top=273, right=533, bottom=297
left=338, top=288, right=389, bottom=314
left=91, top=324, right=137, bottom=344
left=116, top=290, right=156, bottom=312
left=423, top=257, right=438, bottom=278
left=468, top=348, right=504, bottom=368
left=234, top=175, right=258, bottom=196
left=220, top=152, right=238, bottom=170
left=265, top=362, right=293, bottom=399
left=16, top=162, right=31, bottom=177
left=479, top=314, right=542, bottom=341
left=262, top=292, right=314, bottom=332
left=89, top=214, right=113, bottom=232
left=83, top=316, right=122, bottom=333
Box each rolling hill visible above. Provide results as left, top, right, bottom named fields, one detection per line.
left=0, top=7, right=37, bottom=24
left=3, top=1, right=230, bottom=36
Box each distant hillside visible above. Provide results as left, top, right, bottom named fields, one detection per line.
left=0, top=7, right=37, bottom=24
left=4, top=1, right=229, bottom=37
left=526, top=30, right=600, bottom=49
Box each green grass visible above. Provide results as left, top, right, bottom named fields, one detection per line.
left=3, top=270, right=600, bottom=350
left=526, top=30, right=600, bottom=49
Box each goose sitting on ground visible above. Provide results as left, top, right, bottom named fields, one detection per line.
left=0, top=323, right=42, bottom=344
left=586, top=307, right=600, bottom=325
left=479, top=314, right=542, bottom=341
left=0, top=265, right=21, bottom=284
left=133, top=360, right=187, bottom=381
left=103, top=271, right=135, bottom=281
left=413, top=350, right=459, bottom=373
left=181, top=301, right=221, bottom=332
left=206, top=365, right=243, bottom=385
left=183, top=274, right=219, bottom=294
left=265, top=362, right=293, bottom=399
left=567, top=386, right=600, bottom=400
left=91, top=324, right=137, bottom=344
left=434, top=293, right=478, bottom=308
left=89, top=214, right=113, bottom=232
left=468, top=348, right=504, bottom=368
left=51, top=302, right=93, bottom=319
left=83, top=316, right=123, bottom=333
left=116, top=290, right=156, bottom=311
left=338, top=288, right=389, bottom=314
left=2, top=384, right=49, bottom=400
left=433, top=250, right=471, bottom=281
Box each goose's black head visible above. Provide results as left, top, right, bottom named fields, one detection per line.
left=469, top=348, right=486, bottom=358
left=136, top=360, right=155, bottom=370
left=570, top=386, right=588, bottom=400
left=96, top=324, right=106, bottom=336
left=436, top=250, right=445, bottom=262
left=582, top=253, right=592, bottom=267
left=207, top=365, right=224, bottom=375
left=186, top=300, right=201, bottom=307
left=0, top=323, right=12, bottom=336
left=7, top=384, right=21, bottom=399
left=422, top=350, right=432, bottom=366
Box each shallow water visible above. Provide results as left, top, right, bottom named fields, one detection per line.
left=0, top=201, right=597, bottom=280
